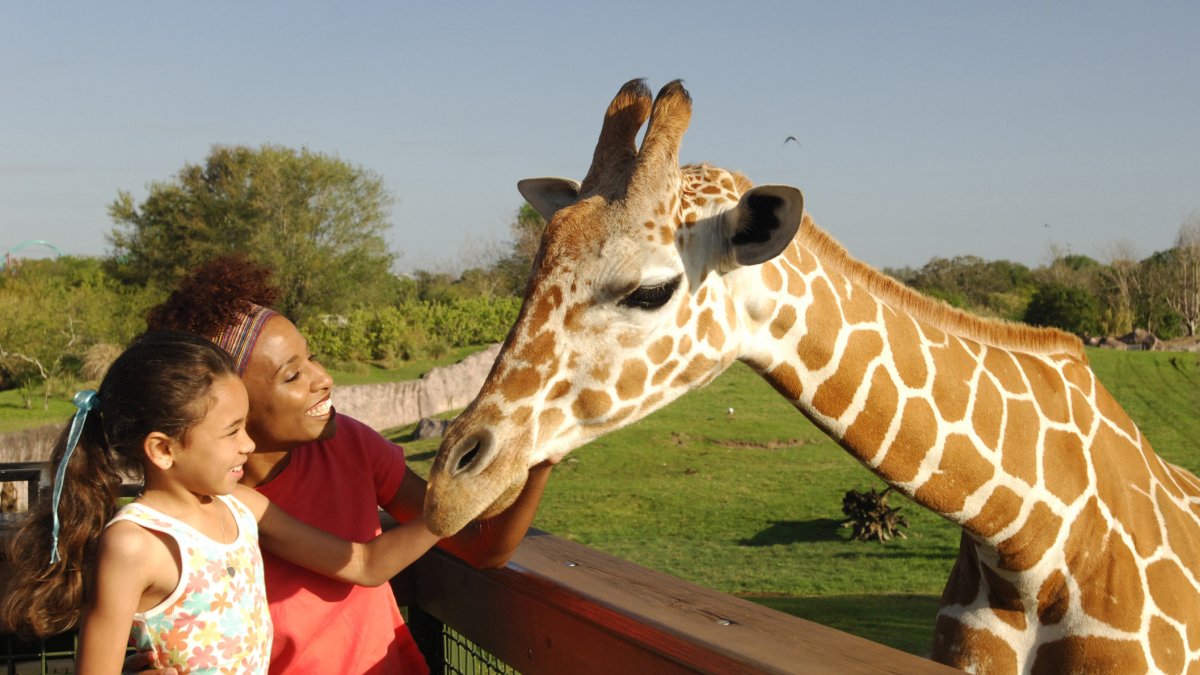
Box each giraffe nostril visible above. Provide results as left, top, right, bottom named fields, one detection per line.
left=455, top=441, right=481, bottom=475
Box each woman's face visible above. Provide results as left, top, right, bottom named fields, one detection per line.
left=240, top=315, right=336, bottom=452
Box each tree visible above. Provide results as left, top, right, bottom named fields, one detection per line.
left=1023, top=281, right=1101, bottom=336
left=491, top=203, right=547, bottom=295
left=106, top=144, right=396, bottom=322
left=1165, top=213, right=1200, bottom=337
left=0, top=258, right=156, bottom=407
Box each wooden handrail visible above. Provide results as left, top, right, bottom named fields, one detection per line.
left=407, top=529, right=957, bottom=674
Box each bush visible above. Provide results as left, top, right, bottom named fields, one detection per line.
left=1023, top=282, right=1101, bottom=335
left=298, top=296, right=521, bottom=367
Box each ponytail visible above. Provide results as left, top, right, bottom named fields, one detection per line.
left=1, top=411, right=127, bottom=638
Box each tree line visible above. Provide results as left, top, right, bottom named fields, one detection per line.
left=3, top=144, right=1197, bottom=409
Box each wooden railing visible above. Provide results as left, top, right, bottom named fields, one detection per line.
left=396, top=530, right=956, bottom=674
left=1, top=463, right=956, bottom=673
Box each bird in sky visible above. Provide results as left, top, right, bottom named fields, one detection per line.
left=783, top=136, right=800, bottom=146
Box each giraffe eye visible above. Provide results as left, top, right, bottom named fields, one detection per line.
left=619, top=276, right=681, bottom=310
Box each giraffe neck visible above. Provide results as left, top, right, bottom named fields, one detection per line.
left=739, top=217, right=1094, bottom=541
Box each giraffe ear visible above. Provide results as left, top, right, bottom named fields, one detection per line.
left=724, top=185, right=804, bottom=266
left=518, top=177, right=581, bottom=221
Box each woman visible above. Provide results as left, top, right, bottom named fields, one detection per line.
left=140, top=256, right=552, bottom=674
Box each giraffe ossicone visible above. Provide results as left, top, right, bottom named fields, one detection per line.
left=425, top=79, right=1200, bottom=673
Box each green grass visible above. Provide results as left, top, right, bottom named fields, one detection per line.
left=398, top=348, right=1200, bottom=656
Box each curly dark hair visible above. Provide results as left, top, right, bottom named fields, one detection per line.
left=145, top=255, right=283, bottom=338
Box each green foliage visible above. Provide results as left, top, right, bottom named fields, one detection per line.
left=1023, top=281, right=1101, bottom=335
left=890, top=255, right=1034, bottom=321
left=106, top=144, right=396, bottom=322
left=297, top=297, right=520, bottom=368
left=0, top=258, right=159, bottom=407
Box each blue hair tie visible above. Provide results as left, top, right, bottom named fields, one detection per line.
left=49, top=389, right=99, bottom=565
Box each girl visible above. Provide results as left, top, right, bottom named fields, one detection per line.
left=1, top=331, right=441, bottom=674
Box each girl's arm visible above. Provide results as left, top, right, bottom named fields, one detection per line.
left=233, top=485, right=440, bottom=587
left=77, top=523, right=165, bottom=673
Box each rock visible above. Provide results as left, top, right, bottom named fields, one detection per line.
left=1118, top=329, right=1164, bottom=351
left=412, top=417, right=452, bottom=440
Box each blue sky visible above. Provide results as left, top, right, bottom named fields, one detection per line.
left=3, top=2, right=1197, bottom=274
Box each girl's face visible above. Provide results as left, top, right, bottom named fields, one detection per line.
left=172, top=374, right=255, bottom=495
left=240, top=316, right=336, bottom=453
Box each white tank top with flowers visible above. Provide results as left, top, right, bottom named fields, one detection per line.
left=107, top=495, right=273, bottom=674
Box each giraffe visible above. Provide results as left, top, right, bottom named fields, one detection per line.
left=424, top=79, right=1200, bottom=673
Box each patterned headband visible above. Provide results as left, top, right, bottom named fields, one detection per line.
left=212, top=303, right=279, bottom=374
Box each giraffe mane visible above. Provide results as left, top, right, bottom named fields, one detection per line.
left=795, top=217, right=1088, bottom=363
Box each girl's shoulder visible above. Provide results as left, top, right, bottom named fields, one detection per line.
left=97, top=518, right=176, bottom=573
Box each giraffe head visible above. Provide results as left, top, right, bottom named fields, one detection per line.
left=424, top=79, right=804, bottom=535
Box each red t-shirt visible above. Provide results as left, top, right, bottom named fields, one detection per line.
left=254, top=414, right=429, bottom=674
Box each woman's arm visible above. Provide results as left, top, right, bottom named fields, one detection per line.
left=77, top=524, right=161, bottom=673
left=384, top=461, right=553, bottom=569
left=234, top=486, right=441, bottom=586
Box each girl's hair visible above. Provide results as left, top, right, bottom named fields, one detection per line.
left=1, top=331, right=236, bottom=638
left=145, top=254, right=282, bottom=338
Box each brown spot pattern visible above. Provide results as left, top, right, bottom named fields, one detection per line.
left=696, top=308, right=725, bottom=349
left=1043, top=429, right=1089, bottom=504
left=766, top=363, right=803, bottom=400
left=914, top=434, right=995, bottom=514
left=996, top=501, right=1062, bottom=571
left=1036, top=569, right=1069, bottom=625
left=970, top=375, right=1003, bottom=451
left=761, top=262, right=783, bottom=292
left=500, top=366, right=542, bottom=402
left=673, top=355, right=717, bottom=388
left=981, top=564, right=1026, bottom=630
left=1150, top=615, right=1187, bottom=674
left=884, top=309, right=927, bottom=389
left=615, top=359, right=648, bottom=401
left=929, top=338, right=976, bottom=422
left=877, top=397, right=936, bottom=484
left=999, top=399, right=1040, bottom=486
left=810, top=330, right=883, bottom=421
left=1017, top=353, right=1071, bottom=424
left=647, top=336, right=674, bottom=365
left=572, top=389, right=613, bottom=421
left=1064, top=498, right=1145, bottom=632
left=932, top=615, right=1018, bottom=673
left=967, top=486, right=1024, bottom=538
left=651, top=359, right=679, bottom=386
left=983, top=349, right=1027, bottom=395
left=1146, top=559, right=1200, bottom=649
left=842, top=368, right=898, bottom=454
left=770, top=305, right=797, bottom=339
left=798, top=278, right=840, bottom=371
left=1032, top=636, right=1147, bottom=674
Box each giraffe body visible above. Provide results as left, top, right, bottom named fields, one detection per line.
left=425, top=80, right=1200, bottom=673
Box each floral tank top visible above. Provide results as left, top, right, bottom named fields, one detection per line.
left=108, top=495, right=273, bottom=674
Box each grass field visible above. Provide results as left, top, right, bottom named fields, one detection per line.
left=396, top=347, right=1200, bottom=657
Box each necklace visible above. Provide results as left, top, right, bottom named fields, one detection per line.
left=138, top=492, right=237, bottom=578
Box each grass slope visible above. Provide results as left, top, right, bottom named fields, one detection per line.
left=400, top=348, right=1200, bottom=656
